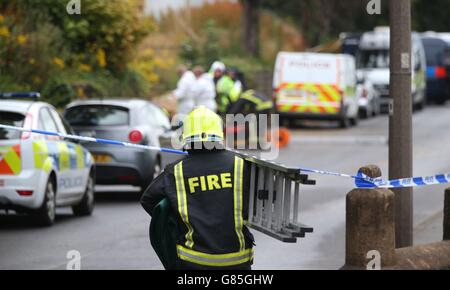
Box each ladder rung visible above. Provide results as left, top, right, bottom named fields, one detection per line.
left=249, top=223, right=297, bottom=243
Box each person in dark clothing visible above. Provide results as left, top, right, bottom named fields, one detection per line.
left=227, top=90, right=273, bottom=116
left=141, top=106, right=255, bottom=270
left=226, top=90, right=274, bottom=149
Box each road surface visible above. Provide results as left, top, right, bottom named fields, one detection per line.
left=1, top=105, right=449, bottom=269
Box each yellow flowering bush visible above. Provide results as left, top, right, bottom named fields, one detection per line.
left=0, top=1, right=157, bottom=105
left=17, top=34, right=27, bottom=45
left=128, top=48, right=175, bottom=92
left=0, top=26, right=9, bottom=38
left=53, top=57, right=65, bottom=69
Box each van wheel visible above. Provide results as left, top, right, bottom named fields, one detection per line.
left=35, top=179, right=56, bottom=226
left=72, top=174, right=95, bottom=216
left=339, top=118, right=349, bottom=128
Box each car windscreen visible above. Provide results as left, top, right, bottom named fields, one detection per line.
left=0, top=111, right=25, bottom=140
left=357, top=49, right=390, bottom=69
left=64, top=105, right=129, bottom=126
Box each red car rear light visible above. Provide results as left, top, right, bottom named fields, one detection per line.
left=17, top=190, right=33, bottom=196
left=128, top=130, right=143, bottom=143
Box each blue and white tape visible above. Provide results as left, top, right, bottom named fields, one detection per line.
left=300, top=167, right=450, bottom=189
left=2, top=124, right=449, bottom=189
left=0, top=124, right=187, bottom=156
left=355, top=172, right=450, bottom=189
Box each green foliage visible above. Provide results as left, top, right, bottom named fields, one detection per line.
left=179, top=19, right=224, bottom=68
left=202, top=20, right=222, bottom=66
left=261, top=0, right=389, bottom=46
left=0, top=0, right=155, bottom=107
left=180, top=40, right=201, bottom=67
left=412, top=0, right=450, bottom=32
left=261, top=0, right=450, bottom=46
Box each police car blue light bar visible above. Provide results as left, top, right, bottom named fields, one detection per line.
left=0, top=124, right=187, bottom=156
left=0, top=92, right=41, bottom=100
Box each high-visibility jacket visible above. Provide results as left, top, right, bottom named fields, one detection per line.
left=227, top=90, right=274, bottom=115
left=216, top=76, right=242, bottom=114
left=141, top=149, right=255, bottom=269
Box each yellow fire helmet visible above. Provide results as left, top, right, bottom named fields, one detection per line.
left=182, top=106, right=224, bottom=146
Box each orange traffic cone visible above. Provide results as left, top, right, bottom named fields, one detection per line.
left=267, top=127, right=291, bottom=149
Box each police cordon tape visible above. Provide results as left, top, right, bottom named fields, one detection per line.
left=0, top=124, right=188, bottom=156
left=300, top=167, right=450, bottom=189
left=1, top=123, right=449, bottom=189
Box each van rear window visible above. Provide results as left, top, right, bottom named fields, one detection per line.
left=0, top=112, right=25, bottom=140
left=422, top=39, right=447, bottom=66
left=64, top=105, right=129, bottom=126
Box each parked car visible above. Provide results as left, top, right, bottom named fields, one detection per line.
left=356, top=75, right=380, bottom=118
left=0, top=92, right=95, bottom=226
left=274, top=52, right=359, bottom=128
left=64, top=99, right=174, bottom=191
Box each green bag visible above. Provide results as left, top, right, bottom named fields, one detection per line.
left=149, top=198, right=180, bottom=270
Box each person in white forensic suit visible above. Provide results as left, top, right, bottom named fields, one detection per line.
left=174, top=65, right=196, bottom=116
left=190, top=66, right=217, bottom=112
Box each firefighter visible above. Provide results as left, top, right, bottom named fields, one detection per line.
left=227, top=90, right=273, bottom=116
left=226, top=90, right=274, bottom=148
left=140, top=106, right=255, bottom=270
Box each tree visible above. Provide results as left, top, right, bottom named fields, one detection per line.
left=261, top=0, right=389, bottom=47
left=241, top=0, right=260, bottom=56
left=412, top=0, right=450, bottom=31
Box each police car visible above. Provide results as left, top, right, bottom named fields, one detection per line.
left=0, top=93, right=95, bottom=226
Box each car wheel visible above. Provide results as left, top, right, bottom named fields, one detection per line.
left=35, top=179, right=56, bottom=226
left=72, top=174, right=95, bottom=216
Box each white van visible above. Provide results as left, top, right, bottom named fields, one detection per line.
left=357, top=27, right=427, bottom=111
left=273, top=52, right=358, bottom=128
